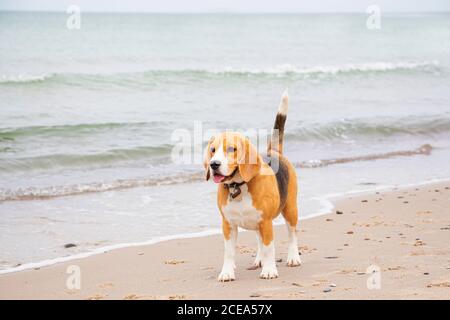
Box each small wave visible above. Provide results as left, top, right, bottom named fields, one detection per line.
left=208, top=61, right=440, bottom=76
left=0, top=145, right=172, bottom=172
left=0, top=115, right=447, bottom=172
left=0, top=144, right=433, bottom=203
left=0, top=74, right=55, bottom=84
left=2, top=114, right=449, bottom=144
left=0, top=121, right=172, bottom=140
left=0, top=61, right=440, bottom=86
left=297, top=144, right=432, bottom=168
left=0, top=172, right=204, bottom=202
left=286, top=115, right=450, bottom=141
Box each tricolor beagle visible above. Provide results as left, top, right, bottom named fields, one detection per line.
left=204, top=91, right=301, bottom=281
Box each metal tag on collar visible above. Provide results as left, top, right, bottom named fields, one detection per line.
left=230, top=183, right=242, bottom=200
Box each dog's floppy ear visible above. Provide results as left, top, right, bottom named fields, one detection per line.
left=203, top=136, right=215, bottom=181
left=238, top=138, right=261, bottom=182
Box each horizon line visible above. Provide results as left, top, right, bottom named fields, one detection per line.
left=1, top=9, right=449, bottom=14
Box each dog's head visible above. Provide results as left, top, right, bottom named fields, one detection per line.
left=204, top=132, right=261, bottom=184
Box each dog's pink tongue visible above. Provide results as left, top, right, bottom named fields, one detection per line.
left=213, top=174, right=225, bottom=183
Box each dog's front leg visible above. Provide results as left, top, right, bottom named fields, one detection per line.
left=258, top=220, right=278, bottom=279
left=218, top=218, right=237, bottom=282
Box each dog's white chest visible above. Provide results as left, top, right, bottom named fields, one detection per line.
left=221, top=186, right=262, bottom=230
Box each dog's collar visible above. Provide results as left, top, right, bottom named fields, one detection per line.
left=223, top=180, right=246, bottom=199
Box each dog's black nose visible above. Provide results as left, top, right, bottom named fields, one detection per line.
left=210, top=160, right=221, bottom=170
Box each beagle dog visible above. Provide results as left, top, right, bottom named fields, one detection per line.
left=204, top=91, right=301, bottom=281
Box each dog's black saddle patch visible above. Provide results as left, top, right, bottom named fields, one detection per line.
left=267, top=155, right=289, bottom=209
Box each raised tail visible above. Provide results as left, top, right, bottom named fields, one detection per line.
left=268, top=90, right=289, bottom=155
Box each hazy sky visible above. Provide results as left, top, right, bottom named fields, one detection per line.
left=1, top=0, right=449, bottom=13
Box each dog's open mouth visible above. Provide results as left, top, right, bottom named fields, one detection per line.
left=212, top=167, right=237, bottom=184
left=213, top=173, right=226, bottom=183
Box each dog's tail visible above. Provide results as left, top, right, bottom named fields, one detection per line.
left=268, top=90, right=289, bottom=155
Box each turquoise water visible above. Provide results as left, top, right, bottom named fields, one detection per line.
left=1, top=12, right=450, bottom=270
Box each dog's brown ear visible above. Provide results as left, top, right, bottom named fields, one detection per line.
left=205, top=168, right=210, bottom=181
left=203, top=136, right=215, bottom=181
left=238, top=138, right=261, bottom=182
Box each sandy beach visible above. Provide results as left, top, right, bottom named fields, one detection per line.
left=0, top=181, right=449, bottom=300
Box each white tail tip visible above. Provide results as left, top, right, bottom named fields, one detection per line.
left=278, top=90, right=289, bottom=115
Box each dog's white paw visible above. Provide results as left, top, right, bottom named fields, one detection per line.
left=259, top=265, right=278, bottom=279
left=218, top=270, right=235, bottom=282
left=218, top=264, right=235, bottom=282
left=287, top=245, right=302, bottom=267
left=287, top=255, right=302, bottom=267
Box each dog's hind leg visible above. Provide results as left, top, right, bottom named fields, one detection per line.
left=247, top=232, right=262, bottom=270
left=282, top=203, right=302, bottom=267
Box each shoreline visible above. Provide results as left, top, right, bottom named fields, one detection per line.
left=0, top=179, right=449, bottom=299
left=0, top=177, right=449, bottom=276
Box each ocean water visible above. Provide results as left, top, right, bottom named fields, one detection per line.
left=1, top=12, right=450, bottom=272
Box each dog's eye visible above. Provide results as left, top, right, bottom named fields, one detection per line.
left=210, top=146, right=215, bottom=153
left=226, top=146, right=236, bottom=153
